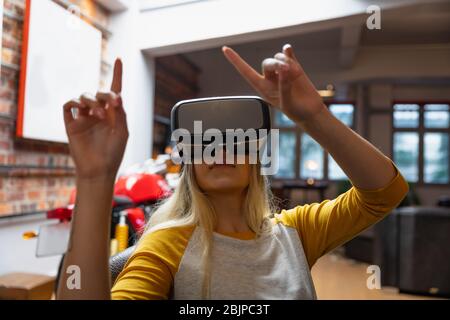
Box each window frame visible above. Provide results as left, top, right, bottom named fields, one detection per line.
left=272, top=101, right=357, bottom=181
left=392, top=100, right=450, bottom=186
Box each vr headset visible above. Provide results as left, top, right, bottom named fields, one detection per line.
left=170, top=96, right=272, bottom=164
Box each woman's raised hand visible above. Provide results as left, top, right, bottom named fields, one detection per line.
left=222, top=44, right=325, bottom=124
left=63, top=59, right=129, bottom=179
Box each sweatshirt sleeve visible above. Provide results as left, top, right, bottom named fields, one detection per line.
left=274, top=163, right=409, bottom=268
left=111, top=225, right=194, bottom=300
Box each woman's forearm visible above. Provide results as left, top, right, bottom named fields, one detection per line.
left=56, top=176, right=115, bottom=300
left=298, top=104, right=396, bottom=190
left=222, top=44, right=396, bottom=189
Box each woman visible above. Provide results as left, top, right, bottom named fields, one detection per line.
left=57, top=44, right=408, bottom=300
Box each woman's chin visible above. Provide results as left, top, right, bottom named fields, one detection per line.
left=205, top=178, right=246, bottom=193
left=194, top=162, right=251, bottom=194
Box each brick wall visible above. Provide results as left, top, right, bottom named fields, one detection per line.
left=0, top=0, right=110, bottom=216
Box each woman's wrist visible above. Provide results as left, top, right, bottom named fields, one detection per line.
left=76, top=175, right=116, bottom=199
left=294, top=103, right=330, bottom=131
left=76, top=173, right=117, bottom=186
left=73, top=174, right=116, bottom=222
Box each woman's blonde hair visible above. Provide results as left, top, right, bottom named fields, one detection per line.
left=142, top=163, right=275, bottom=299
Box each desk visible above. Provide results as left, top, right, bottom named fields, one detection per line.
left=0, top=272, right=54, bottom=300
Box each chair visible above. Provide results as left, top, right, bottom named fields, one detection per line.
left=374, top=206, right=450, bottom=298
left=110, top=245, right=136, bottom=283
left=55, top=245, right=137, bottom=293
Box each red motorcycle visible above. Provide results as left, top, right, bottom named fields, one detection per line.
left=54, top=172, right=172, bottom=246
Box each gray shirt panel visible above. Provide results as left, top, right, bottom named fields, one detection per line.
left=173, top=223, right=317, bottom=300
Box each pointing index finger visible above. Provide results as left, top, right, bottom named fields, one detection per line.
left=283, top=44, right=299, bottom=62
left=111, top=58, right=123, bottom=94
left=222, top=46, right=263, bottom=90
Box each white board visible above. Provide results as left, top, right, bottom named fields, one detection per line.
left=17, top=0, right=102, bottom=143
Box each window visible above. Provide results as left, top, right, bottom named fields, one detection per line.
left=393, top=132, right=419, bottom=182
left=328, top=104, right=354, bottom=180
left=424, top=104, right=450, bottom=128
left=424, top=133, right=449, bottom=183
left=277, top=132, right=296, bottom=178
left=393, top=103, right=449, bottom=184
left=300, top=133, right=324, bottom=179
left=275, top=111, right=295, bottom=127
left=393, top=104, right=419, bottom=128
left=274, top=103, right=355, bottom=180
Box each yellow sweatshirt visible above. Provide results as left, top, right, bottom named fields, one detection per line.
left=111, top=164, right=408, bottom=299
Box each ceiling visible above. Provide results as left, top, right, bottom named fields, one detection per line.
left=184, top=0, right=450, bottom=82
left=185, top=1, right=450, bottom=54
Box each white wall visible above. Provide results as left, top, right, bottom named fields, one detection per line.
left=106, top=0, right=155, bottom=173
left=137, top=0, right=434, bottom=56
